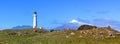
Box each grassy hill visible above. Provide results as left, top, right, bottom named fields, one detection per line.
left=0, top=26, right=120, bottom=44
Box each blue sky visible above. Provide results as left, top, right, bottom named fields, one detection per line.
left=0, top=0, right=120, bottom=30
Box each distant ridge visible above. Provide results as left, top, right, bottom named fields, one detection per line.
left=53, top=23, right=80, bottom=30
left=11, top=25, right=32, bottom=30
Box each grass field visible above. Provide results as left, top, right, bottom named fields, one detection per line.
left=0, top=28, right=120, bottom=44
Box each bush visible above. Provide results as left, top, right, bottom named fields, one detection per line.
left=50, top=29, right=55, bottom=32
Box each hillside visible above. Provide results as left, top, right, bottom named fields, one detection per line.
left=0, top=25, right=120, bottom=44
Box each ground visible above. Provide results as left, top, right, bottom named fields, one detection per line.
left=0, top=28, right=120, bottom=44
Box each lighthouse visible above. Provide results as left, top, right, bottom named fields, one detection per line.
left=33, top=11, right=37, bottom=29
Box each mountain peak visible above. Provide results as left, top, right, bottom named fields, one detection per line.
left=70, top=19, right=92, bottom=25
left=70, top=19, right=79, bottom=23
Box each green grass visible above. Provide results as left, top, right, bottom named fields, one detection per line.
left=0, top=29, right=120, bottom=44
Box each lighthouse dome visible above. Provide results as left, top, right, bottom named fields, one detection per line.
left=34, top=11, right=37, bottom=14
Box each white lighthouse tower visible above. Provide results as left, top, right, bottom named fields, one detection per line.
left=33, top=11, right=37, bottom=29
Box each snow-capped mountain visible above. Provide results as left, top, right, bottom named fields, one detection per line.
left=53, top=19, right=91, bottom=30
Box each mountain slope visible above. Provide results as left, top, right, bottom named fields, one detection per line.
left=12, top=25, right=32, bottom=29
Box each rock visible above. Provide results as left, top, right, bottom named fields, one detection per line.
left=17, top=32, right=28, bottom=36
left=66, top=35, right=69, bottom=39
left=70, top=32, right=75, bottom=35
left=116, top=33, right=120, bottom=35
left=33, top=30, right=37, bottom=32
left=77, top=25, right=97, bottom=30
left=8, top=31, right=17, bottom=35
left=37, top=29, right=48, bottom=33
